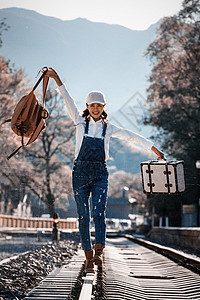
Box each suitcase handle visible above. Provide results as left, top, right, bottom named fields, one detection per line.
left=149, top=158, right=167, bottom=163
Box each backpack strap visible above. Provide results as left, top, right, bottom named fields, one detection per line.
left=26, top=68, right=49, bottom=145
left=26, top=118, right=45, bottom=146
left=7, top=128, right=25, bottom=160
left=33, top=66, right=49, bottom=106
left=7, top=145, right=23, bottom=160
left=0, top=118, right=12, bottom=126
left=43, top=74, right=49, bottom=106
left=32, top=67, right=48, bottom=92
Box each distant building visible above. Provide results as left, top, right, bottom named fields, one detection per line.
left=65, top=195, right=132, bottom=219
left=106, top=197, right=130, bottom=219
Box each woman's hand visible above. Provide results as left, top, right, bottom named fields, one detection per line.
left=43, top=67, right=63, bottom=87
left=151, top=145, right=165, bottom=160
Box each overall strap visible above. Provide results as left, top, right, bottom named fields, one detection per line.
left=84, top=119, right=107, bottom=137
left=102, top=122, right=107, bottom=138
left=84, top=118, right=89, bottom=134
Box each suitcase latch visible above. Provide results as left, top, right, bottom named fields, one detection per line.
left=146, top=170, right=154, bottom=174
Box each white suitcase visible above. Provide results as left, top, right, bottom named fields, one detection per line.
left=141, top=160, right=185, bottom=194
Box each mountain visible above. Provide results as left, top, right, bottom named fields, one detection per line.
left=0, top=8, right=157, bottom=112
left=0, top=7, right=158, bottom=173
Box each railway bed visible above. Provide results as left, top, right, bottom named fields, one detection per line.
left=23, top=235, right=200, bottom=300
left=24, top=249, right=85, bottom=300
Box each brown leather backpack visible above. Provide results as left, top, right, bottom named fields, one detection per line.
left=6, top=67, right=49, bottom=160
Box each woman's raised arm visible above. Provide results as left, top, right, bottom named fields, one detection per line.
left=43, top=67, right=80, bottom=123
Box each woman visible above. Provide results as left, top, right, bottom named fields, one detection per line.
left=45, top=68, right=164, bottom=273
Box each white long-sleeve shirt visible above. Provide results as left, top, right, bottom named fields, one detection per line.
left=57, top=84, right=154, bottom=160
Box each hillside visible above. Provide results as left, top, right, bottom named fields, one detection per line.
left=0, top=8, right=158, bottom=113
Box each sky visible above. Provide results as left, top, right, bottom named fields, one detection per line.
left=0, top=0, right=183, bottom=31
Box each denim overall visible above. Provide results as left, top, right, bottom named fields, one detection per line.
left=72, top=119, right=108, bottom=251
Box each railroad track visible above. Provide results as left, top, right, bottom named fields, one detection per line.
left=23, top=235, right=200, bottom=300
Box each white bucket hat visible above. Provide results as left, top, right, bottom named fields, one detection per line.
left=86, top=91, right=107, bottom=105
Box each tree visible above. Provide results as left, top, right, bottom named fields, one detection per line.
left=0, top=55, right=30, bottom=212
left=0, top=18, right=9, bottom=48
left=16, top=89, right=76, bottom=217
left=0, top=58, right=75, bottom=217
left=144, top=0, right=200, bottom=212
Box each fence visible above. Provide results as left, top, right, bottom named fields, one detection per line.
left=148, top=227, right=200, bottom=249
left=0, top=214, right=77, bottom=230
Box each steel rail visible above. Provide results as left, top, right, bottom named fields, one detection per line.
left=124, top=234, right=200, bottom=274
left=105, top=236, right=200, bottom=299
left=78, top=269, right=97, bottom=300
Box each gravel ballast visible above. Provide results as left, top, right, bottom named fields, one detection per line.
left=0, top=239, right=79, bottom=300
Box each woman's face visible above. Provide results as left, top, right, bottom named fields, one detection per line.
left=87, top=103, right=104, bottom=121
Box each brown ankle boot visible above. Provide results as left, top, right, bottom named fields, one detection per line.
left=85, top=249, right=94, bottom=273
left=93, top=243, right=104, bottom=266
